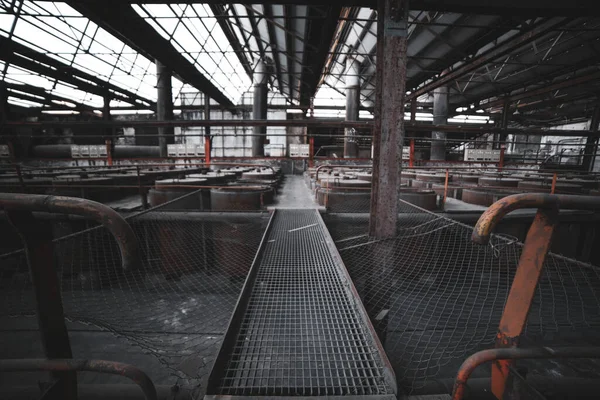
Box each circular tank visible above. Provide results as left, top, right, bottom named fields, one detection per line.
left=462, top=189, right=519, bottom=207
left=242, top=168, right=278, bottom=181
left=517, top=180, right=584, bottom=194
left=187, top=171, right=232, bottom=185
left=149, top=178, right=210, bottom=210
left=398, top=190, right=437, bottom=211
left=454, top=174, right=481, bottom=185
left=416, top=173, right=450, bottom=183
left=211, top=186, right=271, bottom=211
left=478, top=177, right=521, bottom=188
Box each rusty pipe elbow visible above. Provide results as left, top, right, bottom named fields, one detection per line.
left=472, top=193, right=559, bottom=245
left=0, top=193, right=139, bottom=270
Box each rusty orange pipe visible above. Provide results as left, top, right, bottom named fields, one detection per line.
left=452, top=347, right=600, bottom=400
left=0, top=193, right=139, bottom=270
left=472, top=193, right=600, bottom=245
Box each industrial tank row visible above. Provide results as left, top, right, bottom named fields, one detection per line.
left=304, top=167, right=600, bottom=211
left=0, top=165, right=283, bottom=211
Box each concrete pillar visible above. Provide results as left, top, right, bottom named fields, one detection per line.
left=156, top=59, right=174, bottom=158
left=430, top=86, right=448, bottom=161
left=252, top=60, right=268, bottom=157
left=344, top=55, right=360, bottom=158
left=369, top=0, right=408, bottom=238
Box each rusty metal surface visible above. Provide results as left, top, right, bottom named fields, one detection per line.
left=369, top=0, right=408, bottom=238
left=472, top=193, right=600, bottom=245
left=452, top=347, right=600, bottom=400
left=5, top=210, right=77, bottom=399
left=492, top=206, right=558, bottom=399
left=0, top=359, right=158, bottom=400
left=470, top=193, right=600, bottom=398
left=0, top=193, right=140, bottom=271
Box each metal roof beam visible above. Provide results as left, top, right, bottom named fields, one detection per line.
left=0, top=36, right=154, bottom=108
left=407, top=17, right=568, bottom=101
left=4, top=82, right=97, bottom=112
left=32, top=1, right=599, bottom=17
left=209, top=4, right=253, bottom=78
left=67, top=0, right=234, bottom=106
left=299, top=5, right=343, bottom=105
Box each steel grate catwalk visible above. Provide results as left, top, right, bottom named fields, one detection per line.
left=206, top=209, right=397, bottom=399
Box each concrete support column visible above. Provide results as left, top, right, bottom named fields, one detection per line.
left=156, top=59, right=174, bottom=158
left=369, top=0, right=408, bottom=238
left=252, top=60, right=268, bottom=157
left=344, top=55, right=360, bottom=158
left=430, top=86, right=448, bottom=161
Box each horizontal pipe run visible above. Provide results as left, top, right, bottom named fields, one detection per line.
left=5, top=119, right=600, bottom=137
left=452, top=347, right=600, bottom=400
left=0, top=193, right=139, bottom=270
left=0, top=359, right=157, bottom=400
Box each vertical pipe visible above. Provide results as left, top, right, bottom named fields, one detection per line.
left=431, top=86, right=448, bottom=161
left=105, top=139, right=113, bottom=166
left=443, top=168, right=449, bottom=205
left=103, top=90, right=112, bottom=166
left=410, top=98, right=416, bottom=122
left=156, top=60, right=174, bottom=158
left=551, top=173, right=557, bottom=194
left=498, top=147, right=505, bottom=171
left=204, top=93, right=211, bottom=166
left=369, top=0, right=408, bottom=238
left=500, top=98, right=511, bottom=148
left=205, top=137, right=211, bottom=166
left=252, top=60, right=268, bottom=157
left=344, top=55, right=360, bottom=158
left=409, top=139, right=415, bottom=168
left=309, top=136, right=315, bottom=168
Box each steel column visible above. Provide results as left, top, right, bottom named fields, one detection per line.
left=252, top=60, right=268, bottom=157
left=431, top=86, right=448, bottom=161
left=344, top=55, right=360, bottom=158
left=103, top=92, right=113, bottom=165
left=205, top=93, right=211, bottom=166
left=582, top=105, right=600, bottom=172
left=369, top=0, right=408, bottom=238
left=156, top=60, right=174, bottom=158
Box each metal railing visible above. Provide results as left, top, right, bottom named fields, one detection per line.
left=0, top=194, right=143, bottom=400
left=465, top=193, right=600, bottom=399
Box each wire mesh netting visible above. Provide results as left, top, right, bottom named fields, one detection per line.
left=211, top=209, right=394, bottom=397
left=324, top=200, right=600, bottom=394
left=0, top=191, right=270, bottom=394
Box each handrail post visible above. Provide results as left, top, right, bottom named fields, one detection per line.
left=5, top=210, right=77, bottom=399
left=470, top=193, right=600, bottom=399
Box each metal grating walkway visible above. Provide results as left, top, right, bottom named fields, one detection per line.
left=206, top=209, right=397, bottom=399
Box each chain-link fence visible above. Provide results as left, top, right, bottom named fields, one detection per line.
left=0, top=191, right=270, bottom=395
left=324, top=200, right=600, bottom=394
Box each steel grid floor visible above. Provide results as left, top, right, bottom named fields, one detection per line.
left=207, top=209, right=396, bottom=398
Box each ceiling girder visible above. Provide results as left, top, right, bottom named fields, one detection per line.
left=68, top=0, right=234, bottom=106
